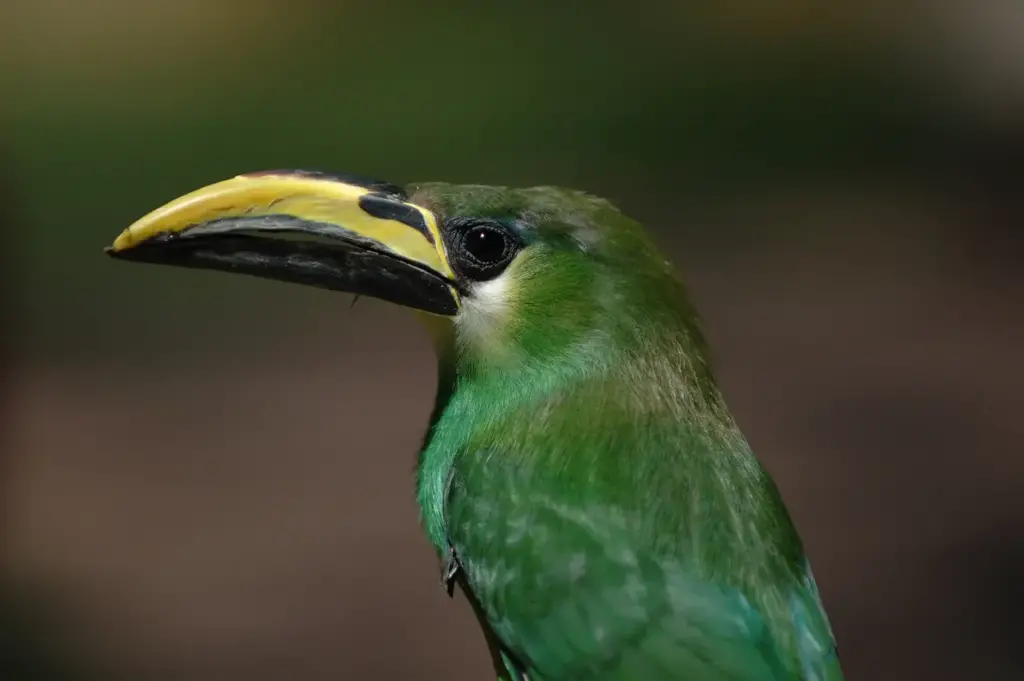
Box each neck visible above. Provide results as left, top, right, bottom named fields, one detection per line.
left=414, top=306, right=741, bottom=554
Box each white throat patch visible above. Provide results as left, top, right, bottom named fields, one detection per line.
left=455, top=270, right=514, bottom=353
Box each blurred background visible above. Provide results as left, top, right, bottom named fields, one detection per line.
left=2, top=1, right=1022, bottom=679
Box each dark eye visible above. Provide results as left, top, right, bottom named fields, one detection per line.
left=464, top=226, right=509, bottom=263
left=449, top=221, right=520, bottom=281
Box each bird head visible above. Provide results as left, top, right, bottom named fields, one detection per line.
left=108, top=171, right=708, bottom=381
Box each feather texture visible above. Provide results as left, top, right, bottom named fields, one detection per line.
left=411, top=184, right=843, bottom=681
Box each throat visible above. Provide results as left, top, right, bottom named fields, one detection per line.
left=414, top=313, right=723, bottom=555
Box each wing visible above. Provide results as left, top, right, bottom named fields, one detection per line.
left=444, top=455, right=842, bottom=681
left=789, top=566, right=844, bottom=681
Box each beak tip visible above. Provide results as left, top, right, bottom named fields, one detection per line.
left=107, top=230, right=137, bottom=254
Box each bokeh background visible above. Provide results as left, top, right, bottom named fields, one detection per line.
left=2, top=1, right=1022, bottom=680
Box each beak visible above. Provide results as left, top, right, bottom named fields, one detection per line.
left=106, top=170, right=460, bottom=316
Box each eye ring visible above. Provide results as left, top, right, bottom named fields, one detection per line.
left=447, top=220, right=521, bottom=281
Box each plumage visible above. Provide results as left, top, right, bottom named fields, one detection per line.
left=108, top=173, right=844, bottom=681
left=412, top=185, right=843, bottom=681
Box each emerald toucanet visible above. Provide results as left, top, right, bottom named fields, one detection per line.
left=107, top=171, right=844, bottom=681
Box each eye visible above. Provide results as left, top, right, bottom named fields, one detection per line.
left=449, top=220, right=521, bottom=281
left=464, top=225, right=509, bottom=263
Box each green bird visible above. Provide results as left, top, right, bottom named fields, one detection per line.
left=107, top=171, right=844, bottom=681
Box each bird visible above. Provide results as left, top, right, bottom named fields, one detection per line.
left=107, top=170, right=844, bottom=681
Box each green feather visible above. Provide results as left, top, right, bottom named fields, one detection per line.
left=411, top=184, right=843, bottom=680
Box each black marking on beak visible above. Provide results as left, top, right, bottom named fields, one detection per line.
left=239, top=169, right=407, bottom=199
left=358, top=193, right=435, bottom=244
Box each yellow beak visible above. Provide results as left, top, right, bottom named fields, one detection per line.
left=107, top=170, right=461, bottom=315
